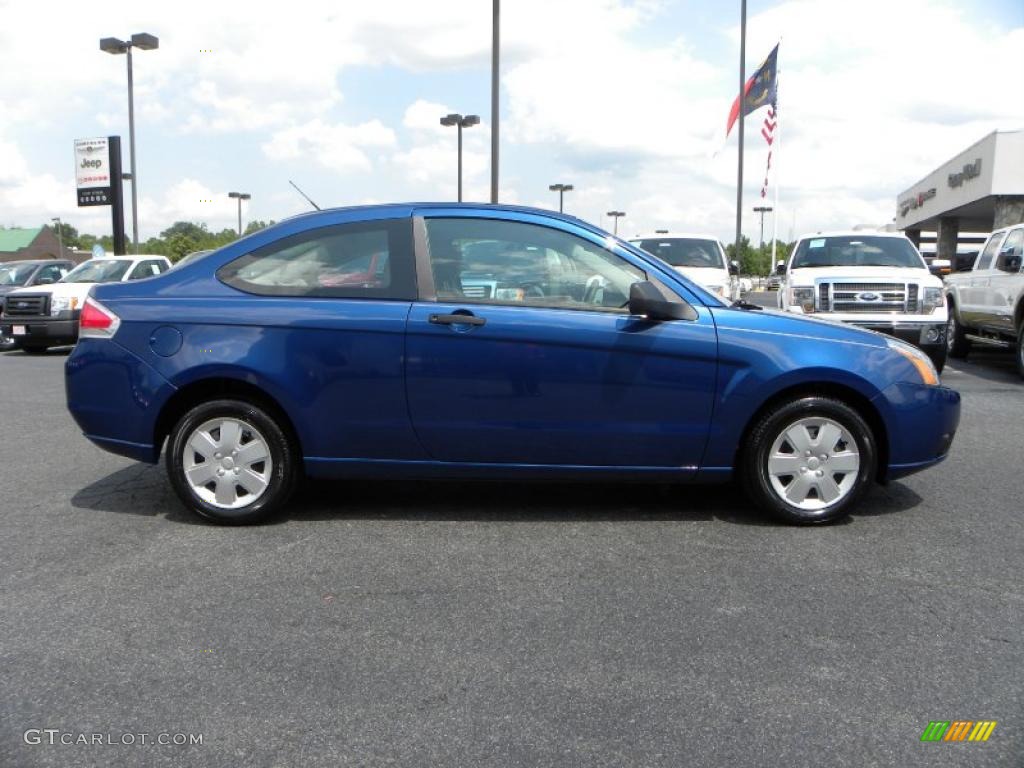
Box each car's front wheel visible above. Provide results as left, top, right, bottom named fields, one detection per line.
left=166, top=399, right=297, bottom=524
left=1016, top=322, right=1024, bottom=380
left=743, top=396, right=876, bottom=524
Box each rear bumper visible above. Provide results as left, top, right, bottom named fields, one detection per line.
left=0, top=315, right=79, bottom=345
left=65, top=338, right=176, bottom=463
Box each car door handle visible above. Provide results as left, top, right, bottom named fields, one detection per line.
left=429, top=313, right=486, bottom=326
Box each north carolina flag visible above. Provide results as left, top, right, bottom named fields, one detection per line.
left=726, top=44, right=778, bottom=138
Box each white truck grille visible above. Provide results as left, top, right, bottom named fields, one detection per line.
left=818, top=282, right=919, bottom=314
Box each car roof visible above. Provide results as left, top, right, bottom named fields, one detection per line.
left=629, top=233, right=724, bottom=242
left=77, top=254, right=169, bottom=262
left=1, top=258, right=73, bottom=266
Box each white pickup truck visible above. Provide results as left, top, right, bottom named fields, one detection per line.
left=0, top=254, right=170, bottom=353
left=944, top=222, right=1024, bottom=378
left=777, top=231, right=948, bottom=371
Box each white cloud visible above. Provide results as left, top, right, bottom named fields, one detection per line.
left=261, top=119, right=396, bottom=174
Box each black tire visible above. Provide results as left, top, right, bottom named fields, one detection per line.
left=20, top=344, right=50, bottom=355
left=926, top=344, right=946, bottom=374
left=166, top=398, right=297, bottom=524
left=1016, top=323, right=1024, bottom=381
left=742, top=396, right=877, bottom=525
left=946, top=307, right=970, bottom=359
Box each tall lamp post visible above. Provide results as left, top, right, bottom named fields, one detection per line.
left=100, top=32, right=159, bottom=254
left=753, top=205, right=773, bottom=247
left=607, top=210, right=626, bottom=236
left=548, top=183, right=573, bottom=213
left=50, top=217, right=64, bottom=257
left=228, top=192, right=251, bottom=236
left=440, top=113, right=480, bottom=202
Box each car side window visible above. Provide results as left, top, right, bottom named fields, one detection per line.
left=128, top=260, right=165, bottom=280
left=218, top=219, right=415, bottom=300
left=996, top=229, right=1023, bottom=271
left=975, top=232, right=1005, bottom=271
left=34, top=265, right=64, bottom=284
left=424, top=218, right=645, bottom=312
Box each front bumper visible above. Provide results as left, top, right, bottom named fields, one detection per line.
left=873, top=381, right=960, bottom=481
left=845, top=320, right=946, bottom=350
left=1, top=312, right=80, bottom=345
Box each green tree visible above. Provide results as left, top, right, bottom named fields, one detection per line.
left=244, top=219, right=275, bottom=235
left=52, top=222, right=80, bottom=248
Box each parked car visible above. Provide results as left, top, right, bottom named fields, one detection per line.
left=0, top=259, right=73, bottom=350
left=777, top=231, right=948, bottom=371
left=944, top=222, right=1024, bottom=378
left=630, top=233, right=739, bottom=302
left=0, top=254, right=170, bottom=353
left=65, top=204, right=959, bottom=526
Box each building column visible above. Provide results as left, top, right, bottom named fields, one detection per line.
left=904, top=228, right=921, bottom=248
left=993, top=196, right=1024, bottom=230
left=936, top=217, right=959, bottom=261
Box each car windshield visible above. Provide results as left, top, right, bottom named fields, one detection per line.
left=631, top=238, right=726, bottom=269
left=60, top=259, right=132, bottom=284
left=0, top=263, right=36, bottom=286
left=791, top=236, right=926, bottom=269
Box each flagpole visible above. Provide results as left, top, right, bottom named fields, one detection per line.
left=734, top=0, right=746, bottom=263
left=771, top=66, right=780, bottom=266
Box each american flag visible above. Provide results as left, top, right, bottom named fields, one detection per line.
left=760, top=105, right=776, bottom=198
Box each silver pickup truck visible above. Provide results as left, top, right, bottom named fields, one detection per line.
left=944, top=222, right=1024, bottom=378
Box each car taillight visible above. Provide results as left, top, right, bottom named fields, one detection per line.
left=79, top=296, right=121, bottom=339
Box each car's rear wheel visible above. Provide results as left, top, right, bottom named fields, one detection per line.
left=947, top=309, right=970, bottom=359
left=166, top=398, right=297, bottom=524
left=743, top=396, right=876, bottom=524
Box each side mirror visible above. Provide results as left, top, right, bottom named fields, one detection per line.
left=35, top=275, right=56, bottom=285
left=775, top=262, right=787, bottom=276
left=728, top=260, right=740, bottom=276
left=1001, top=254, right=1022, bottom=273
left=628, top=281, right=697, bottom=321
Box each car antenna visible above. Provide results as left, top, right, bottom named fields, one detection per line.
left=288, top=180, right=321, bottom=211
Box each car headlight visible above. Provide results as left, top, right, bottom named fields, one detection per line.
left=50, top=296, right=79, bottom=316
left=886, top=337, right=939, bottom=386
left=922, top=287, right=944, bottom=314
left=788, top=287, right=815, bottom=313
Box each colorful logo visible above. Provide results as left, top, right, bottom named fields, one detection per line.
left=921, top=721, right=997, bottom=742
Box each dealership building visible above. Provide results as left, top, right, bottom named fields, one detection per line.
left=896, top=129, right=1024, bottom=260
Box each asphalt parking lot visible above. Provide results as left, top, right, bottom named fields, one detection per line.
left=1, top=321, right=1021, bottom=767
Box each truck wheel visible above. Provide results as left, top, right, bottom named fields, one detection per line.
left=947, top=310, right=970, bottom=359
left=927, top=344, right=947, bottom=374
left=20, top=344, right=50, bottom=355
left=166, top=398, right=297, bottom=525
left=1016, top=323, right=1024, bottom=380
left=742, top=396, right=876, bottom=525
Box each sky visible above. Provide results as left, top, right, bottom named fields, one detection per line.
left=0, top=0, right=1021, bottom=245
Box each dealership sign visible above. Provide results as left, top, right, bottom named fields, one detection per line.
left=898, top=187, right=937, bottom=218
left=74, top=137, right=112, bottom=206
left=948, top=158, right=982, bottom=188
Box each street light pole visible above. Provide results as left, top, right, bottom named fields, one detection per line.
left=548, top=183, right=573, bottom=213
left=440, top=113, right=479, bottom=202
left=101, top=33, right=158, bottom=254
left=491, top=0, right=500, bottom=203
left=753, top=205, right=773, bottom=247
left=228, top=192, right=251, bottom=236
left=607, top=210, right=625, bottom=236
left=50, top=217, right=63, bottom=257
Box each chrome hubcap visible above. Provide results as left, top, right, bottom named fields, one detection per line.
left=183, top=417, right=272, bottom=509
left=767, top=417, right=860, bottom=511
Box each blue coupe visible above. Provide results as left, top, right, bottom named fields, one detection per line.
left=65, top=204, right=960, bottom=524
